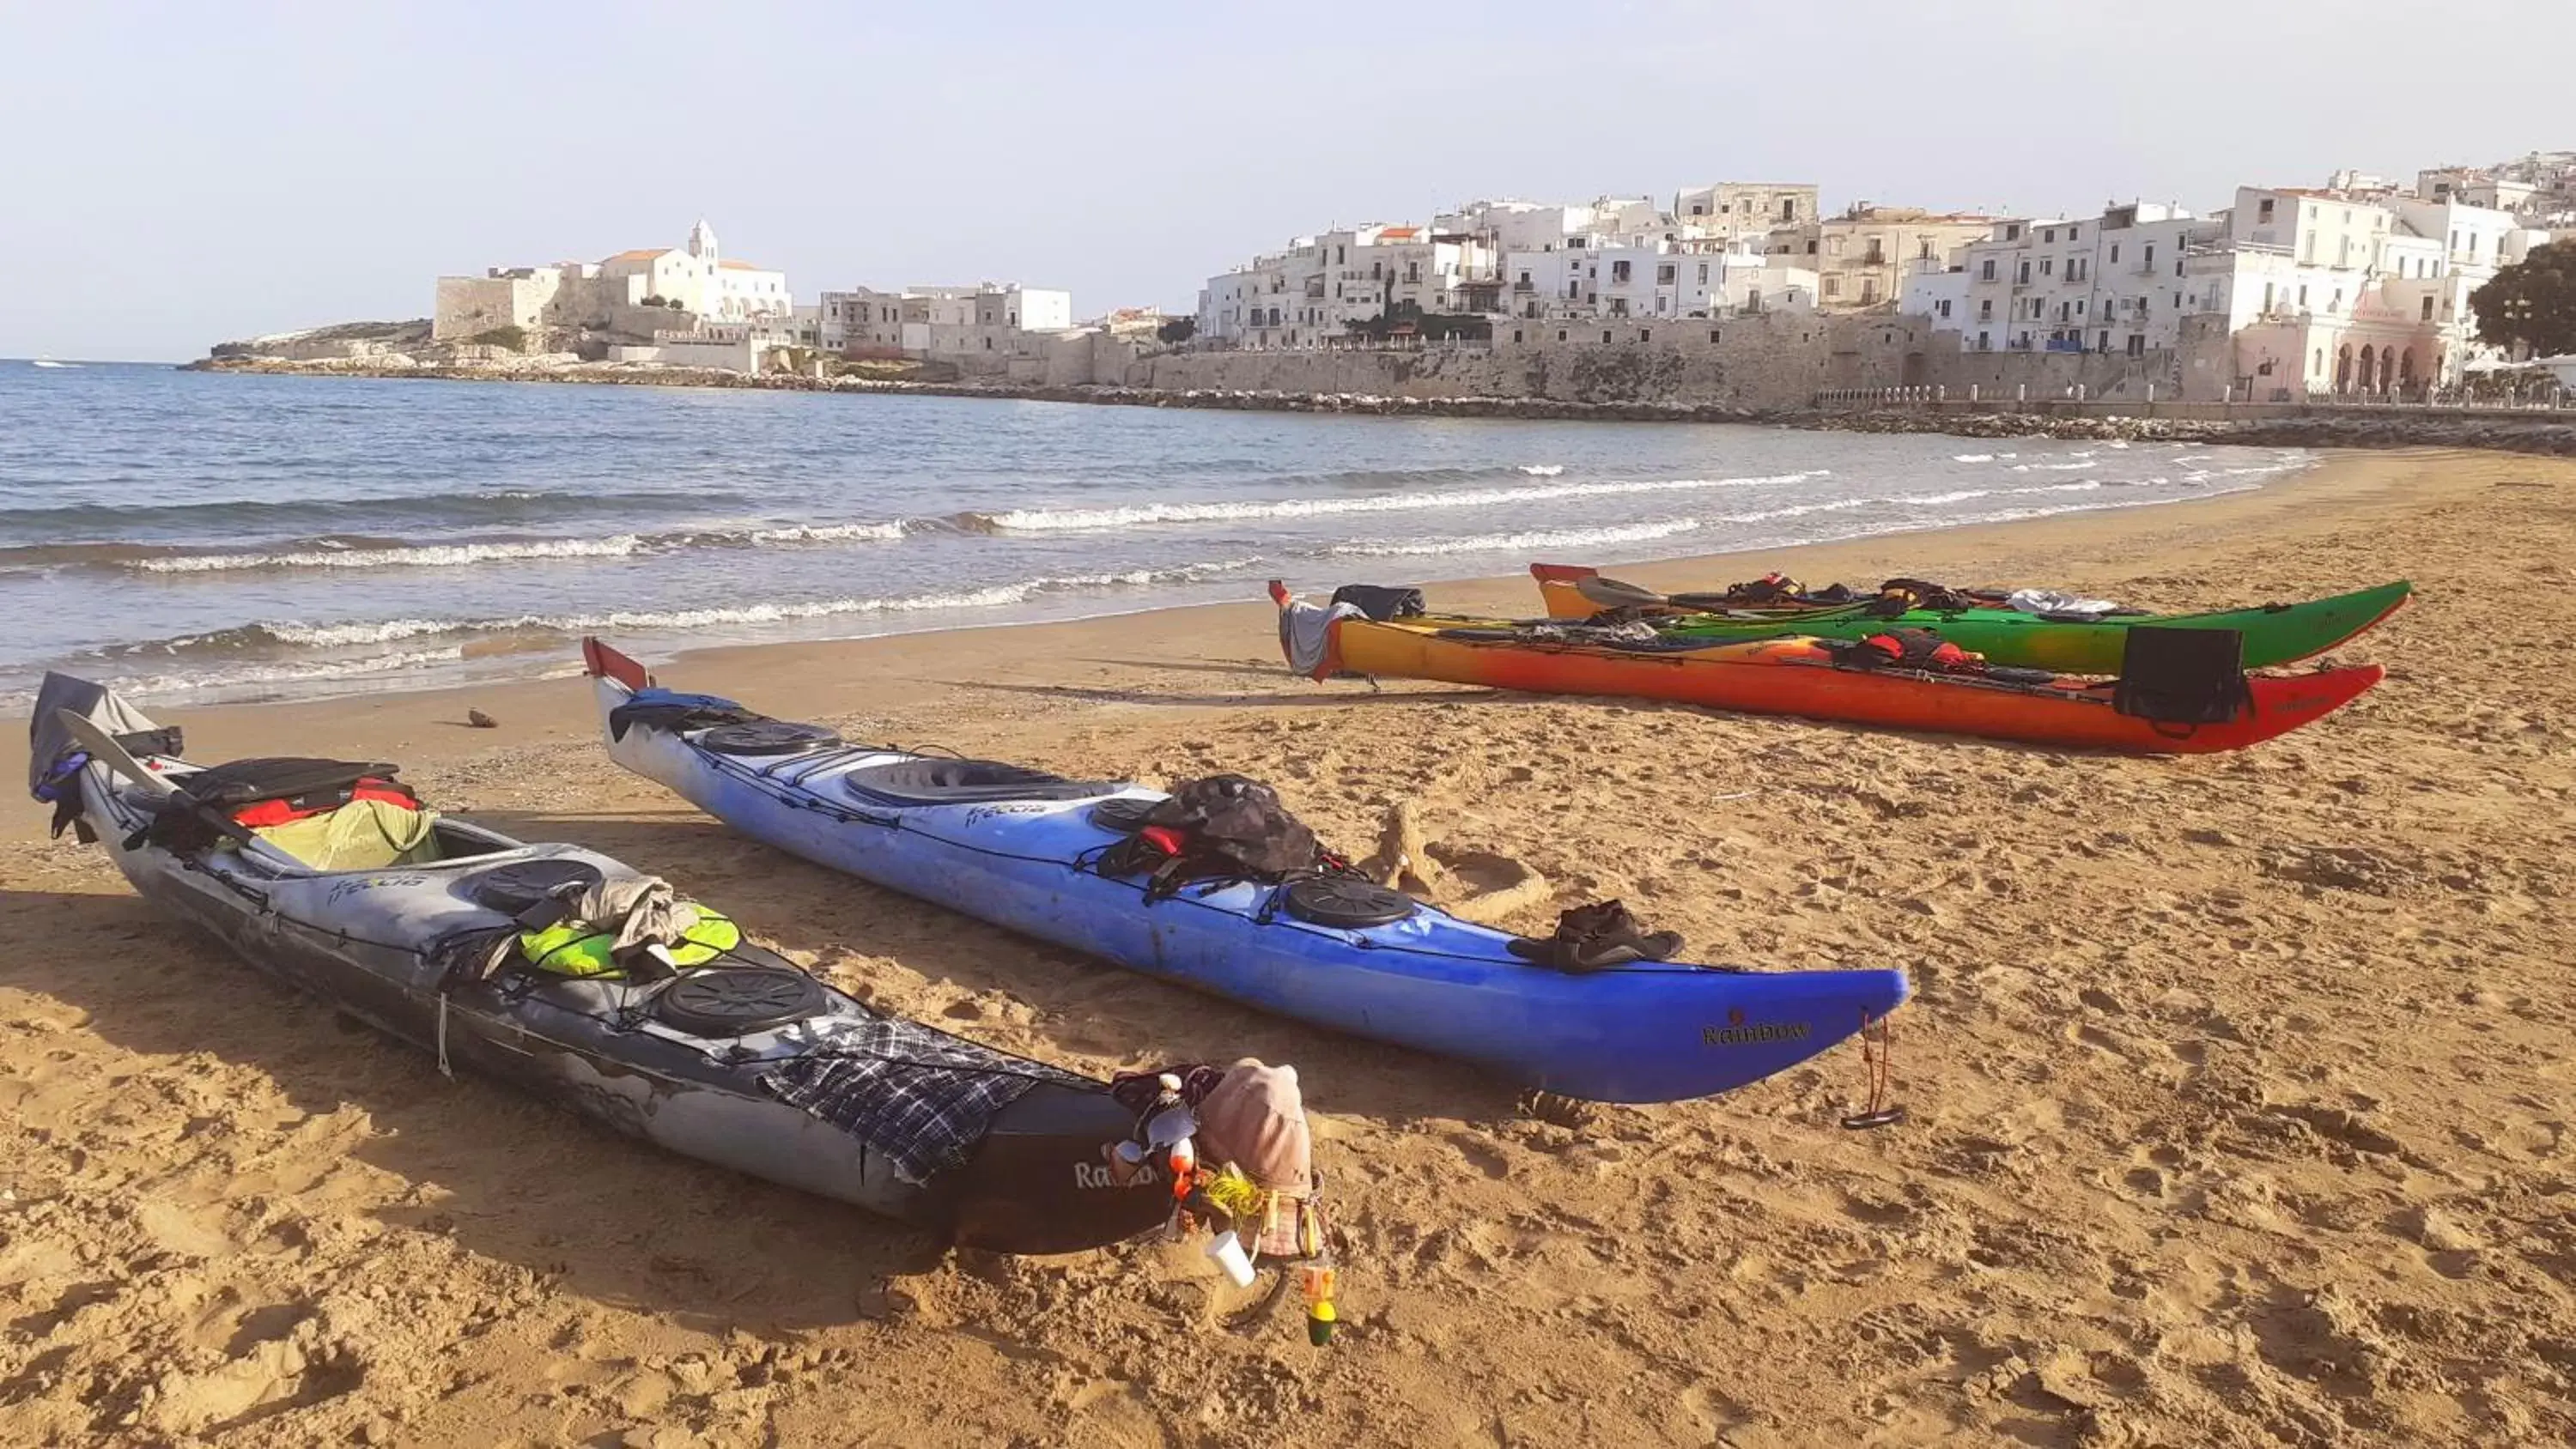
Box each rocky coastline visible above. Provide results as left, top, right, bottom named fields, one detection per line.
left=187, top=354, right=2576, bottom=457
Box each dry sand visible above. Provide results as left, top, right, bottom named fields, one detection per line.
left=2, top=447, right=2571, bottom=1447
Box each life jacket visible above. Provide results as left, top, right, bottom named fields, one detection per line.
left=231, top=778, right=416, bottom=828
left=1838, top=627, right=1977, bottom=672
left=1870, top=579, right=1984, bottom=615
left=519, top=906, right=741, bottom=978
left=1095, top=775, right=1328, bottom=900
left=1728, top=573, right=1807, bottom=605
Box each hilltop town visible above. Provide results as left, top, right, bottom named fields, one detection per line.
left=204, top=150, right=2575, bottom=414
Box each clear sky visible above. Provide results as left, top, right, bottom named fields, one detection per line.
left=5, top=0, right=2570, bottom=361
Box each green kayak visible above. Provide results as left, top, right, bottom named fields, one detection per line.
left=1531, top=565, right=2411, bottom=673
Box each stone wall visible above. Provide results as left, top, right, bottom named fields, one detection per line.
left=432, top=276, right=530, bottom=342
left=1907, top=344, right=2185, bottom=402
left=1131, top=312, right=1929, bottom=409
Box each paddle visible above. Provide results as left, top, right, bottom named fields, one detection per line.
left=53, top=709, right=306, bottom=870
left=1570, top=573, right=1677, bottom=611
left=53, top=708, right=176, bottom=797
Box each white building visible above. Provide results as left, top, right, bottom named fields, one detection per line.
left=433, top=220, right=792, bottom=347
left=1196, top=221, right=1497, bottom=347
left=598, top=221, right=792, bottom=323
left=816, top=282, right=1075, bottom=357
left=1672, top=183, right=1818, bottom=239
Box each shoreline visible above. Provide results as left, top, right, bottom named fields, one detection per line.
left=189, top=355, right=2576, bottom=454
left=0, top=443, right=2430, bottom=840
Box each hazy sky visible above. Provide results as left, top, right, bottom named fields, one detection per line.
left=6, top=0, right=2570, bottom=360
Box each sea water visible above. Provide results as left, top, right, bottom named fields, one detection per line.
left=0, top=362, right=2312, bottom=705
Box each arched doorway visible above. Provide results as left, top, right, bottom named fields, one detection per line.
left=2400, top=348, right=2420, bottom=395
left=2378, top=347, right=2397, bottom=393
left=2336, top=344, right=2354, bottom=393
left=2358, top=344, right=2376, bottom=395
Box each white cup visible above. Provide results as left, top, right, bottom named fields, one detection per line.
left=1206, top=1230, right=1256, bottom=1288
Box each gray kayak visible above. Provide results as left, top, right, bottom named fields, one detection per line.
left=26, top=673, right=1173, bottom=1255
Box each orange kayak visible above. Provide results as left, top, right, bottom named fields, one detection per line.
left=1291, top=608, right=2379, bottom=755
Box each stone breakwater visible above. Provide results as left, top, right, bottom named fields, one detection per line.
left=188, top=356, right=2576, bottom=457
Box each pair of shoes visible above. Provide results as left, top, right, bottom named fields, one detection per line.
left=1505, top=900, right=1682, bottom=973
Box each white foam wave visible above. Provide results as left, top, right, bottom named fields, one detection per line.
left=120, top=518, right=918, bottom=573
left=131, top=536, right=653, bottom=573
left=1952, top=453, right=1996, bottom=463
left=2008, top=460, right=2101, bottom=473
left=95, top=646, right=472, bottom=697
left=1517, top=464, right=1565, bottom=476
left=733, top=521, right=911, bottom=545
left=1330, top=519, right=1701, bottom=558
left=217, top=560, right=1263, bottom=650
left=1719, top=480, right=2104, bottom=524
left=970, top=470, right=1826, bottom=532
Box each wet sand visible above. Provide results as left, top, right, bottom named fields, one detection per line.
left=3, top=448, right=2570, bottom=1446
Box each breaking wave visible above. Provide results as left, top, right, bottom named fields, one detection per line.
left=962, top=470, right=1826, bottom=533
left=98, top=559, right=1265, bottom=658
left=1328, top=518, right=1702, bottom=558
left=0, top=488, right=743, bottom=539
left=64, top=520, right=921, bottom=574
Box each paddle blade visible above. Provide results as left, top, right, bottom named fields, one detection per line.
left=1573, top=574, right=1669, bottom=609
left=52, top=709, right=176, bottom=797
left=583, top=637, right=651, bottom=690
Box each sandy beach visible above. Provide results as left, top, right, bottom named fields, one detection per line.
left=3, top=446, right=2571, bottom=1446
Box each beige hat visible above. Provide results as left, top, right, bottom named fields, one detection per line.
left=1192, top=1059, right=1311, bottom=1196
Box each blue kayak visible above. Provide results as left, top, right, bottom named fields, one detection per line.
left=586, top=640, right=1908, bottom=1104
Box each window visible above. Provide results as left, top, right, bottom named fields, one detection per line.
left=1710, top=328, right=1722, bottom=343
left=1656, top=264, right=1674, bottom=284
left=2005, top=224, right=2022, bottom=240
left=2039, top=258, right=2053, bottom=277
left=1978, top=330, right=1990, bottom=349
left=1978, top=300, right=1993, bottom=319
left=2018, top=261, right=2032, bottom=284
left=1697, top=264, right=1709, bottom=283
left=1823, top=276, right=1842, bottom=298
left=1981, top=258, right=1996, bottom=281
left=1557, top=330, right=1568, bottom=342
left=1513, top=328, right=1524, bottom=343
left=2421, top=295, right=2434, bottom=320
left=2127, top=334, right=2144, bottom=357
left=1601, top=330, right=1613, bottom=343
left=2044, top=228, right=2057, bottom=243
left=2297, top=284, right=2307, bottom=307
left=2258, top=198, right=2276, bottom=222
left=2099, top=329, right=2111, bottom=350
left=1638, top=329, right=1650, bottom=343
left=1690, top=203, right=1705, bottom=215
left=2110, top=244, right=2120, bottom=264
left=1826, top=236, right=1845, bottom=258
left=2069, top=225, right=2080, bottom=239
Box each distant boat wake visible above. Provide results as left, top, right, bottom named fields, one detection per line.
left=31, top=359, right=80, bottom=369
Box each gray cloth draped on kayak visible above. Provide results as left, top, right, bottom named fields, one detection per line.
left=1277, top=597, right=1363, bottom=677
left=762, top=1022, right=1089, bottom=1185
